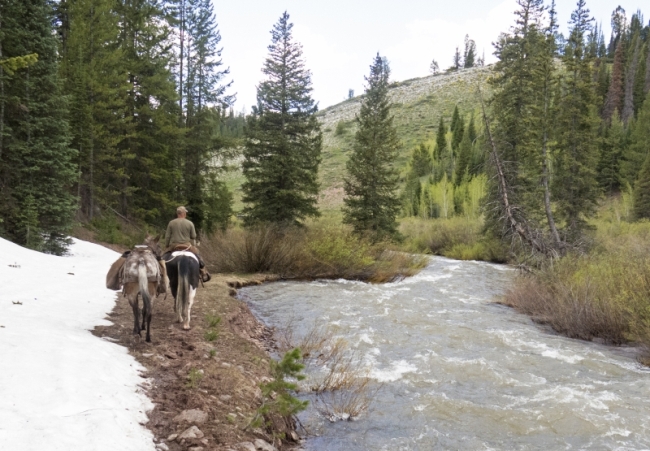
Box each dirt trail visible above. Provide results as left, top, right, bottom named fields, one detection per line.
left=93, top=273, right=301, bottom=451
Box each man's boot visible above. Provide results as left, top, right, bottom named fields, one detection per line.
left=198, top=256, right=211, bottom=283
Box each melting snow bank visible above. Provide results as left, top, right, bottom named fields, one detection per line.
left=0, top=238, right=155, bottom=451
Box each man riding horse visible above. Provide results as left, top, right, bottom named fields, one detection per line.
left=163, top=206, right=211, bottom=283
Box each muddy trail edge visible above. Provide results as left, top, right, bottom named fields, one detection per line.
left=93, top=273, right=303, bottom=451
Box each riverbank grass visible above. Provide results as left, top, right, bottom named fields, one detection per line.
left=400, top=216, right=509, bottom=263
left=200, top=220, right=426, bottom=282
left=503, top=219, right=650, bottom=350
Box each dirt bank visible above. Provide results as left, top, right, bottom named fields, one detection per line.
left=93, top=273, right=304, bottom=451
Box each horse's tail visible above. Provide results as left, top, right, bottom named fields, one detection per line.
left=138, top=260, right=151, bottom=307
left=176, top=257, right=190, bottom=319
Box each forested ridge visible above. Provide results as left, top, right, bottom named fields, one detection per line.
left=0, top=0, right=649, bottom=258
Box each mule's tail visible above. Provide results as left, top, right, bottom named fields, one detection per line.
left=138, top=261, right=151, bottom=307
left=176, top=257, right=190, bottom=323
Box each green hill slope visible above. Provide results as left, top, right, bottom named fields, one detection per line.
left=317, top=65, right=491, bottom=209
left=226, top=66, right=492, bottom=212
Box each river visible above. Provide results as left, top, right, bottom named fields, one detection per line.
left=239, top=256, right=650, bottom=450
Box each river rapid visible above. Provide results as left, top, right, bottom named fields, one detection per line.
left=239, top=257, right=650, bottom=451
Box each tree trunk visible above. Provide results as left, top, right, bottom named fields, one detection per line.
left=479, top=87, right=547, bottom=256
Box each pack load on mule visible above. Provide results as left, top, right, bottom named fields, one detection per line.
left=105, top=244, right=166, bottom=342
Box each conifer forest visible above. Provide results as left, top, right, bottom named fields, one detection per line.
left=0, top=0, right=649, bottom=263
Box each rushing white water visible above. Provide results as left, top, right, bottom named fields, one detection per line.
left=239, top=257, right=650, bottom=450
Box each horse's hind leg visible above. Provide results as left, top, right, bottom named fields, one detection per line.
left=182, top=286, right=197, bottom=330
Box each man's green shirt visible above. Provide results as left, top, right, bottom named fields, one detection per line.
left=164, top=218, right=197, bottom=248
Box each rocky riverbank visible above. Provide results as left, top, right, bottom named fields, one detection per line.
left=93, top=273, right=303, bottom=451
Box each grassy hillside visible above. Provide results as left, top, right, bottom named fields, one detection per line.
left=228, top=66, right=492, bottom=212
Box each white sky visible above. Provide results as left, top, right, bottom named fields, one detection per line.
left=215, top=0, right=648, bottom=112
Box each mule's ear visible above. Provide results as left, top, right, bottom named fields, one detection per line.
left=153, top=234, right=161, bottom=243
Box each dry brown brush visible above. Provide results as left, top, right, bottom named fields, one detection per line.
left=200, top=221, right=426, bottom=282
left=503, top=224, right=650, bottom=349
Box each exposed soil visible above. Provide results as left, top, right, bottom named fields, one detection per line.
left=92, top=273, right=303, bottom=451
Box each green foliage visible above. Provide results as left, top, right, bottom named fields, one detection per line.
left=206, top=313, right=222, bottom=328
left=0, top=0, right=78, bottom=254
left=252, top=348, right=308, bottom=429
left=242, top=12, right=322, bottom=227
left=186, top=367, right=204, bottom=389
left=0, top=53, right=38, bottom=75
left=343, top=54, right=401, bottom=240
left=633, top=152, right=650, bottom=220
left=400, top=214, right=508, bottom=263
left=204, top=313, right=221, bottom=341
left=623, top=96, right=650, bottom=185
left=552, top=1, right=600, bottom=238
left=204, top=329, right=219, bottom=342
left=334, top=120, right=349, bottom=136
left=597, top=111, right=626, bottom=194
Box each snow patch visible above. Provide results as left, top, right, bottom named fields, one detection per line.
left=0, top=238, right=155, bottom=451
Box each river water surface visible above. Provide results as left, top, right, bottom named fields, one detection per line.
left=240, top=257, right=650, bottom=450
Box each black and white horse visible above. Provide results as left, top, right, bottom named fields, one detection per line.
left=164, top=250, right=200, bottom=330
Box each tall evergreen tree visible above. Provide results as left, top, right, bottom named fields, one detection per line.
left=179, top=0, right=234, bottom=231
left=623, top=95, right=650, bottom=185
left=242, top=12, right=321, bottom=226
left=602, top=36, right=625, bottom=122
left=59, top=0, right=127, bottom=221
left=112, top=0, right=181, bottom=225
left=0, top=0, right=77, bottom=254
left=433, top=116, right=449, bottom=182
left=454, top=132, right=472, bottom=185
left=633, top=151, right=650, bottom=220
left=463, top=35, right=476, bottom=68
left=452, top=47, right=462, bottom=70
left=488, top=0, right=561, bottom=247
left=622, top=32, right=641, bottom=123
left=597, top=110, right=625, bottom=194
left=343, top=53, right=400, bottom=240
left=451, top=111, right=465, bottom=152
left=553, top=0, right=600, bottom=237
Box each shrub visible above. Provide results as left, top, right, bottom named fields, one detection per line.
left=248, top=349, right=308, bottom=438
left=400, top=216, right=509, bottom=263
left=200, top=220, right=425, bottom=281
left=503, top=234, right=650, bottom=346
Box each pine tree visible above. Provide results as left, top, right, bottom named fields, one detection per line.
left=452, top=47, right=461, bottom=70
left=622, top=32, right=641, bottom=124
left=343, top=53, right=401, bottom=240
left=602, top=36, right=625, bottom=122
left=597, top=111, right=625, bottom=194
left=488, top=0, right=563, bottom=252
left=645, top=38, right=650, bottom=94
left=410, top=143, right=432, bottom=177
left=433, top=116, right=449, bottom=182
left=463, top=35, right=476, bottom=68
left=623, top=95, right=650, bottom=185
left=242, top=12, right=322, bottom=226
left=451, top=112, right=465, bottom=152
left=59, top=0, right=127, bottom=221
left=0, top=0, right=77, bottom=254
left=112, top=0, right=182, bottom=225
left=633, top=151, right=650, bottom=220
left=180, top=0, right=234, bottom=231
left=633, top=42, right=648, bottom=114
left=553, top=0, right=600, bottom=237
left=454, top=133, right=472, bottom=186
